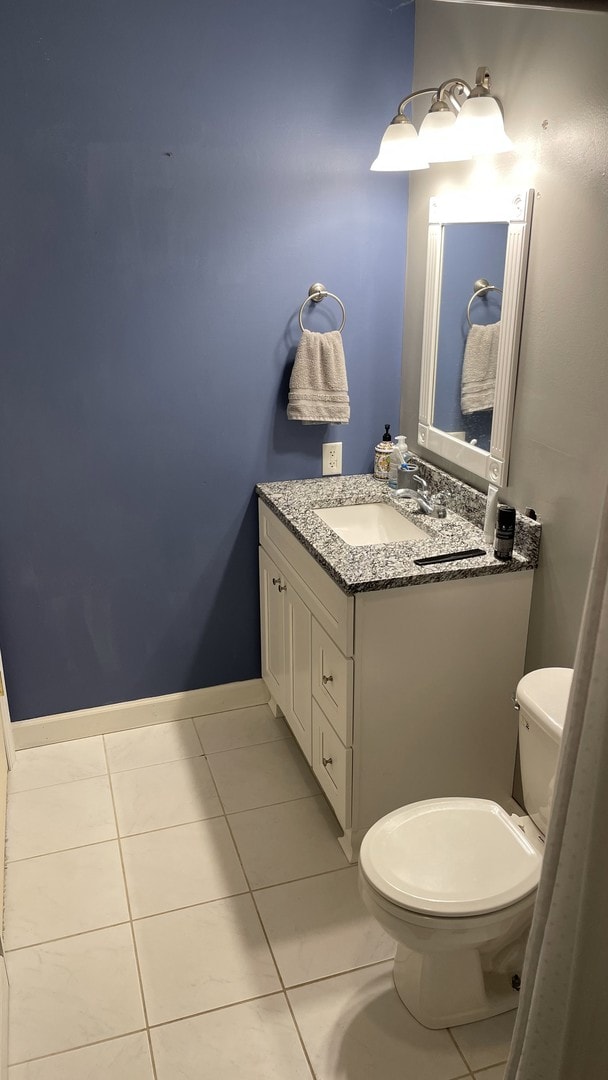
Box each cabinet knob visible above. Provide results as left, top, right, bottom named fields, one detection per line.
left=278, top=583, right=287, bottom=592
left=322, top=755, right=333, bottom=767
left=272, top=576, right=287, bottom=592
left=322, top=673, right=333, bottom=685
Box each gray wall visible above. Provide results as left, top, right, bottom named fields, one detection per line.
left=402, top=0, right=608, bottom=671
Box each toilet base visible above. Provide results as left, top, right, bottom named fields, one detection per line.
left=393, top=943, right=520, bottom=1029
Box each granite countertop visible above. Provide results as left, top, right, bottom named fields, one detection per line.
left=256, top=466, right=541, bottom=595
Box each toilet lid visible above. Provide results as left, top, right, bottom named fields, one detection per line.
left=360, top=798, right=541, bottom=916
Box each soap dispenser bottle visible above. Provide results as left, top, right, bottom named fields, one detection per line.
left=374, top=424, right=393, bottom=481
left=388, top=435, right=409, bottom=490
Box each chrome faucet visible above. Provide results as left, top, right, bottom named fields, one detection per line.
left=394, top=475, right=448, bottom=518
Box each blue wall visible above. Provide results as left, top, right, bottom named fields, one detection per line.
left=0, top=0, right=414, bottom=721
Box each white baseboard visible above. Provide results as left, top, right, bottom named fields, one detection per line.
left=12, top=678, right=269, bottom=750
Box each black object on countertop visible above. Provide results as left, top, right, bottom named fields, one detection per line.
left=494, top=504, right=516, bottom=561
left=413, top=548, right=487, bottom=567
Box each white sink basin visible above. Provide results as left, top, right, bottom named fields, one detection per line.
left=314, top=503, right=427, bottom=546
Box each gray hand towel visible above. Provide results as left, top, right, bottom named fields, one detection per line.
left=287, top=329, right=350, bottom=424
left=461, top=321, right=501, bottom=416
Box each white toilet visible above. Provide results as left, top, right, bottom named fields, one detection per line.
left=358, top=667, right=573, bottom=1030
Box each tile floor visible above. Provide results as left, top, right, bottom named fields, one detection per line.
left=3, top=704, right=515, bottom=1078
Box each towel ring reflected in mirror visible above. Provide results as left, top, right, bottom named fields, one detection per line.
left=298, top=282, right=346, bottom=333
left=466, top=278, right=503, bottom=328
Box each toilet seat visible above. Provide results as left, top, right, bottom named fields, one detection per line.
left=359, top=797, right=541, bottom=917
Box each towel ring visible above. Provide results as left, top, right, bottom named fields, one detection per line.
left=467, top=278, right=502, bottom=328
left=299, top=283, right=346, bottom=333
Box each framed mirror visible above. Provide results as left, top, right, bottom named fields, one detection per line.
left=418, top=189, right=534, bottom=486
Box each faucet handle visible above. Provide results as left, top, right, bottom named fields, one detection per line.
left=413, top=475, right=428, bottom=493
left=431, top=492, right=448, bottom=518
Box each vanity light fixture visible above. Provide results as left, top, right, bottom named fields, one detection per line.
left=371, top=67, right=513, bottom=172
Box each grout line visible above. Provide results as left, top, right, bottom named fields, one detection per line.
left=220, top=790, right=321, bottom=1080
left=176, top=759, right=308, bottom=1080
left=8, top=768, right=109, bottom=796
left=103, top=752, right=205, bottom=779
left=10, top=1027, right=149, bottom=1069
left=207, top=768, right=318, bottom=1080
left=114, top=814, right=230, bottom=844
left=145, top=989, right=288, bottom=1031
left=102, top=733, right=293, bottom=776
left=201, top=733, right=292, bottom=757
left=225, top=791, right=323, bottom=820
left=116, top=812, right=224, bottom=842
left=282, top=991, right=318, bottom=1080
left=204, top=787, right=322, bottom=817
left=475, top=1058, right=509, bottom=1071
left=283, top=955, right=394, bottom=993
left=143, top=1009, right=159, bottom=1080
left=190, top=715, right=207, bottom=756
left=249, top=861, right=355, bottom=895
left=130, top=888, right=251, bottom=924
left=447, top=1022, right=510, bottom=1078
left=5, top=919, right=133, bottom=955
left=6, top=835, right=119, bottom=866
left=104, top=751, right=205, bottom=776
left=448, top=1026, right=476, bottom=1075
left=102, top=740, right=159, bottom=1080
left=187, top=702, right=274, bottom=724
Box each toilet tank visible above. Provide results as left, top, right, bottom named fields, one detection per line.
left=516, top=667, right=573, bottom=836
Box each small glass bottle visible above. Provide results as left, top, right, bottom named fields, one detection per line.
left=494, top=505, right=516, bottom=560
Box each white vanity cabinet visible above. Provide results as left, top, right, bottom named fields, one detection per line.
left=259, top=500, right=533, bottom=860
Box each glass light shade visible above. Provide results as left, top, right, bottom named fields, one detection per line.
left=418, top=109, right=472, bottom=163
left=454, top=95, right=514, bottom=156
left=370, top=121, right=429, bottom=172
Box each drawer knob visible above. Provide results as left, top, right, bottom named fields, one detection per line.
left=322, top=674, right=334, bottom=685
left=322, top=755, right=333, bottom=767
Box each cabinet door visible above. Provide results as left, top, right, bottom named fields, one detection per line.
left=284, top=583, right=312, bottom=763
left=259, top=548, right=286, bottom=708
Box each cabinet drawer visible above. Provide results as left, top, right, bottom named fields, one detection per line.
left=312, top=702, right=352, bottom=830
left=311, top=619, right=353, bottom=746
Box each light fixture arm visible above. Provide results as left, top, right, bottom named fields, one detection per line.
left=395, top=77, right=472, bottom=120
left=436, top=77, right=471, bottom=113
left=395, top=87, right=446, bottom=118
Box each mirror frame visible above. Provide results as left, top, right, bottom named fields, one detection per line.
left=418, top=188, right=534, bottom=486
